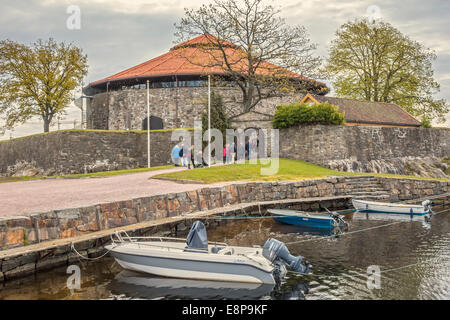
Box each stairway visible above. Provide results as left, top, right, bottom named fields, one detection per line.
left=342, top=176, right=391, bottom=201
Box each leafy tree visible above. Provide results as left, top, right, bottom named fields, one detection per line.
left=324, top=19, right=448, bottom=123
left=0, top=38, right=88, bottom=132
left=175, top=0, right=327, bottom=113
left=201, top=91, right=233, bottom=143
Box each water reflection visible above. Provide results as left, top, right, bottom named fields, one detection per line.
left=108, top=270, right=275, bottom=300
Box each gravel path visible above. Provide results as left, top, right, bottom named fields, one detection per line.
left=0, top=167, right=229, bottom=217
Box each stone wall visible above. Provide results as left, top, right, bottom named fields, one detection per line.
left=1, top=176, right=448, bottom=251
left=0, top=130, right=181, bottom=177
left=280, top=125, right=450, bottom=177
left=87, top=86, right=305, bottom=130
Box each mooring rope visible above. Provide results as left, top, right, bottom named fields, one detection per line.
left=70, top=242, right=115, bottom=261
left=284, top=221, right=404, bottom=245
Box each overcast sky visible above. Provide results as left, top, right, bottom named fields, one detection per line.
left=0, top=0, right=449, bottom=138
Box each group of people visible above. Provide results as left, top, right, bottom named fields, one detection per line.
left=172, top=144, right=208, bottom=169
left=171, top=137, right=259, bottom=169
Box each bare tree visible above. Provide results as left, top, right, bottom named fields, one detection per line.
left=174, top=0, right=327, bottom=113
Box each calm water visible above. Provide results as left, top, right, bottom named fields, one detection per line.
left=0, top=206, right=449, bottom=300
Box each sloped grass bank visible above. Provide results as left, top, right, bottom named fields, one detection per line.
left=154, top=158, right=450, bottom=184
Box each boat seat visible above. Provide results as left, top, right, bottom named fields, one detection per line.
left=216, top=247, right=235, bottom=255
left=210, top=246, right=226, bottom=254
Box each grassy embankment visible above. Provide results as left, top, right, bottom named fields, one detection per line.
left=153, top=158, right=450, bottom=184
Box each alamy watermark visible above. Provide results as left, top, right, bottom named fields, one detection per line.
left=366, top=265, right=381, bottom=290
left=66, top=265, right=81, bottom=294
left=66, top=5, right=81, bottom=30
left=366, top=5, right=382, bottom=23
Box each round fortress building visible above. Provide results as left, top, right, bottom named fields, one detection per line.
left=83, top=35, right=328, bottom=131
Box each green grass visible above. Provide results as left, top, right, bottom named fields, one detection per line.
left=154, top=159, right=359, bottom=183
left=0, top=176, right=43, bottom=184
left=154, top=158, right=450, bottom=184
left=0, top=128, right=196, bottom=143
left=58, top=165, right=174, bottom=178
left=0, top=165, right=174, bottom=183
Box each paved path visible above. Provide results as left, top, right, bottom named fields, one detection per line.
left=0, top=167, right=229, bottom=217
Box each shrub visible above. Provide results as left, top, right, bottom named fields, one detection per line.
left=420, top=119, right=432, bottom=128
left=272, top=102, right=345, bottom=129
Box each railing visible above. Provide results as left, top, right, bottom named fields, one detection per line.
left=110, top=230, right=228, bottom=253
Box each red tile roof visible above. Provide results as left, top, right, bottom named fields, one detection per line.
left=89, top=34, right=326, bottom=88
left=306, top=94, right=421, bottom=127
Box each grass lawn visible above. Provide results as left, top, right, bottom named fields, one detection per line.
left=153, top=158, right=450, bottom=184
left=58, top=165, right=174, bottom=178
left=0, top=165, right=175, bottom=183
left=0, top=176, right=43, bottom=184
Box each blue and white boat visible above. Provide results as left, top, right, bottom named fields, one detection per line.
left=268, top=209, right=348, bottom=229
left=352, top=199, right=433, bottom=216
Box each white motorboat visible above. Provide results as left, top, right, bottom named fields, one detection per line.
left=105, top=221, right=311, bottom=285
left=352, top=199, right=433, bottom=216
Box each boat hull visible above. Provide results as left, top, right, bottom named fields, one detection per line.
left=273, top=216, right=335, bottom=228
left=352, top=199, right=428, bottom=216
left=269, top=209, right=336, bottom=229
left=106, top=245, right=276, bottom=285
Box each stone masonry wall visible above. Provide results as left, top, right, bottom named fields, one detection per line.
left=0, top=130, right=181, bottom=177
left=87, top=87, right=305, bottom=130
left=280, top=125, right=450, bottom=176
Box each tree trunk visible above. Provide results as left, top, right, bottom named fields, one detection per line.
left=43, top=116, right=50, bottom=133
left=243, top=83, right=255, bottom=112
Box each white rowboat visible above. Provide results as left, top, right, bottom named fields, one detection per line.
left=352, top=199, right=432, bottom=216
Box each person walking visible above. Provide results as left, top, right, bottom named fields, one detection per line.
left=188, top=145, right=195, bottom=169
left=225, top=144, right=232, bottom=164
left=230, top=141, right=236, bottom=163
left=171, top=144, right=181, bottom=166
left=180, top=143, right=189, bottom=167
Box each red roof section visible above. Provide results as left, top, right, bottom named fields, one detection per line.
left=307, top=94, right=421, bottom=127
left=89, top=34, right=325, bottom=87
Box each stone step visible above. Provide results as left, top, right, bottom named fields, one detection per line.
left=352, top=194, right=391, bottom=200
left=344, top=182, right=383, bottom=187
left=344, top=177, right=378, bottom=183
left=344, top=184, right=386, bottom=189
left=347, top=187, right=380, bottom=191
left=349, top=191, right=390, bottom=196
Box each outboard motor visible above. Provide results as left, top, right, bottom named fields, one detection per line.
left=422, top=200, right=434, bottom=215
left=185, top=221, right=208, bottom=252
left=262, top=238, right=311, bottom=274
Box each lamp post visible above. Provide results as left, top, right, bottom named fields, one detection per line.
left=147, top=80, right=151, bottom=168
left=208, top=74, right=211, bottom=168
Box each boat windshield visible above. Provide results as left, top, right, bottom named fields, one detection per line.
left=186, top=221, right=208, bottom=252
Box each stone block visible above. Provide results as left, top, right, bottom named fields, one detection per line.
left=4, top=263, right=35, bottom=280
left=36, top=255, right=67, bottom=272
left=5, top=228, right=25, bottom=247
